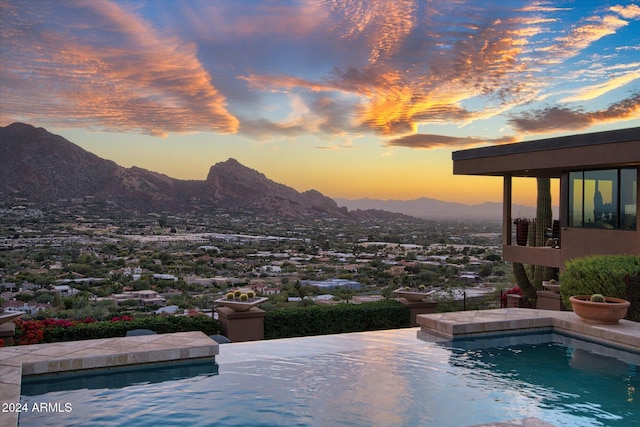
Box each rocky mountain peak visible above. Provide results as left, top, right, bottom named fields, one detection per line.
left=0, top=123, right=350, bottom=218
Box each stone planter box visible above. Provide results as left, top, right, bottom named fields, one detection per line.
left=542, top=281, right=560, bottom=293
left=392, top=288, right=435, bottom=302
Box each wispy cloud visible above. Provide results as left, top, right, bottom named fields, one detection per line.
left=536, top=13, right=629, bottom=63
left=610, top=4, right=640, bottom=19
left=509, top=92, right=640, bottom=133
left=1, top=0, right=638, bottom=145
left=386, top=133, right=517, bottom=149
left=560, top=69, right=640, bottom=102
left=0, top=1, right=238, bottom=136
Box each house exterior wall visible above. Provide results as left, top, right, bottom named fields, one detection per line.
left=560, top=228, right=640, bottom=264
left=453, top=129, right=640, bottom=269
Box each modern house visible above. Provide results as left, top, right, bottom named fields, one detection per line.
left=452, top=127, right=639, bottom=270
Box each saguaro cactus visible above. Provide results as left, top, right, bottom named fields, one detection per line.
left=533, top=178, right=553, bottom=285
left=513, top=177, right=553, bottom=299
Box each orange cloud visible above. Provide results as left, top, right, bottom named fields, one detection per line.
left=326, top=0, right=417, bottom=64
left=1, top=0, right=636, bottom=146
left=610, top=4, right=640, bottom=19
left=386, top=133, right=517, bottom=149
left=0, top=1, right=238, bottom=136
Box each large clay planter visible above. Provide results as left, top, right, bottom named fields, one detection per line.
left=569, top=295, right=630, bottom=324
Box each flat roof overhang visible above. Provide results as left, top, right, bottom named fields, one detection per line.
left=452, top=127, right=640, bottom=177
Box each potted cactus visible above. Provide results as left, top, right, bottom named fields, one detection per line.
left=560, top=255, right=637, bottom=324
left=568, top=294, right=630, bottom=324
left=215, top=289, right=268, bottom=312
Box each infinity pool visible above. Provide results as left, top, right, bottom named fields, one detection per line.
left=19, top=329, right=640, bottom=427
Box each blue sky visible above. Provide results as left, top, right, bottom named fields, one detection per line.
left=1, top=0, right=639, bottom=205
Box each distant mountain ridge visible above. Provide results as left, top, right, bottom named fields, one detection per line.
left=1, top=122, right=539, bottom=221
left=334, top=197, right=540, bottom=220
left=0, top=123, right=349, bottom=218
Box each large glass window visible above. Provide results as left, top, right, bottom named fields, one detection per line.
left=621, top=168, right=638, bottom=229
left=568, top=168, right=637, bottom=230
left=569, top=171, right=583, bottom=227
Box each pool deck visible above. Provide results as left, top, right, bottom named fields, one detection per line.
left=0, top=331, right=218, bottom=427
left=417, top=308, right=640, bottom=352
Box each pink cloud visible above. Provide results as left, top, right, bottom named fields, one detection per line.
left=0, top=1, right=238, bottom=135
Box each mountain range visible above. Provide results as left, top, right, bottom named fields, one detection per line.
left=0, top=123, right=536, bottom=220
left=334, top=197, right=539, bottom=220
left=0, top=123, right=349, bottom=218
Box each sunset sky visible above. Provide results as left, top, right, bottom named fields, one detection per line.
left=1, top=0, right=639, bottom=206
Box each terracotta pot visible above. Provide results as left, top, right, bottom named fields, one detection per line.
left=569, top=295, right=630, bottom=324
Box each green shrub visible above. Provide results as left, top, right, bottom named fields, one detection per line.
left=42, top=315, right=220, bottom=343
left=264, top=300, right=410, bottom=339
left=559, top=255, right=640, bottom=309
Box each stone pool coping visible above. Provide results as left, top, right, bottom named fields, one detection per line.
left=0, top=331, right=218, bottom=427
left=417, top=308, right=640, bottom=352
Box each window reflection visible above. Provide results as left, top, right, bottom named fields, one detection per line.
left=621, top=168, right=637, bottom=230
left=568, top=168, right=636, bottom=230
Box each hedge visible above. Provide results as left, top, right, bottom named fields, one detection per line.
left=15, top=315, right=221, bottom=345
left=264, top=300, right=411, bottom=339
left=559, top=255, right=640, bottom=308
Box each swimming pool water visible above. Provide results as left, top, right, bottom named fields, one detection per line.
left=19, top=331, right=640, bottom=427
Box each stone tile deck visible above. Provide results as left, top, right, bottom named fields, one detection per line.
left=417, top=308, right=640, bottom=352
left=0, top=331, right=218, bottom=427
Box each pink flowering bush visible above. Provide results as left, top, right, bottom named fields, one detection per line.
left=501, top=286, right=524, bottom=307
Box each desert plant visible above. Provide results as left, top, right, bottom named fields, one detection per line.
left=246, top=291, right=255, bottom=299
left=226, top=292, right=235, bottom=300
left=233, top=290, right=242, bottom=298
left=559, top=255, right=640, bottom=308
left=240, top=293, right=248, bottom=301
left=590, top=293, right=605, bottom=302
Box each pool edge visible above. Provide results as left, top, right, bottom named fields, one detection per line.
left=417, top=308, right=640, bottom=353
left=0, top=331, right=218, bottom=427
